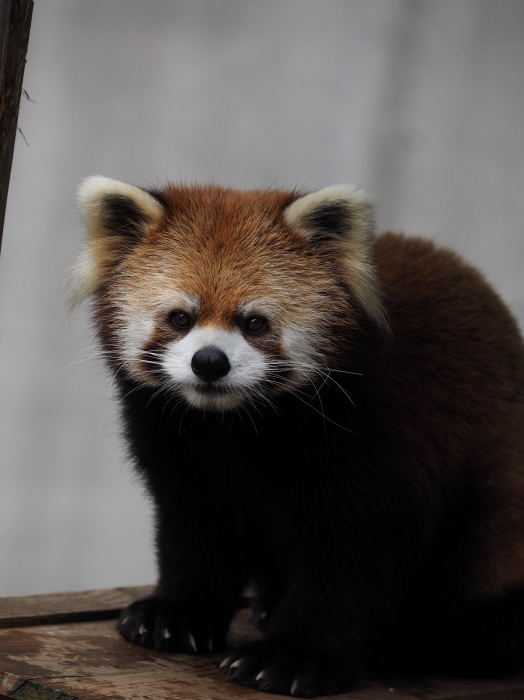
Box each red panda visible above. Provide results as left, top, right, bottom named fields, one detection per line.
left=74, top=176, right=524, bottom=698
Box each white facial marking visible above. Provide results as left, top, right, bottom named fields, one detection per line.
left=120, top=313, right=156, bottom=374
left=237, top=299, right=277, bottom=319
left=119, top=292, right=198, bottom=379
left=162, top=325, right=268, bottom=410
left=281, top=325, right=319, bottom=384
left=156, top=293, right=199, bottom=318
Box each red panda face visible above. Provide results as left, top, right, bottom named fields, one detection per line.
left=73, top=178, right=386, bottom=411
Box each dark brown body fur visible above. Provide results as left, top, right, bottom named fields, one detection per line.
left=376, top=233, right=524, bottom=607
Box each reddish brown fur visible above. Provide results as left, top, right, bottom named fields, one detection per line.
left=96, top=185, right=360, bottom=382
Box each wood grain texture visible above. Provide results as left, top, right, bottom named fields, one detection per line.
left=0, top=586, right=153, bottom=629
left=1, top=590, right=524, bottom=699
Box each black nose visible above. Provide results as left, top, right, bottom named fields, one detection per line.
left=191, top=346, right=231, bottom=382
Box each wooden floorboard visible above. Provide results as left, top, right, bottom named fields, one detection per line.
left=0, top=586, right=153, bottom=629
left=1, top=588, right=524, bottom=699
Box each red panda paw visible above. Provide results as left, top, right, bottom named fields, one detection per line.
left=220, top=640, right=359, bottom=698
left=117, top=595, right=225, bottom=654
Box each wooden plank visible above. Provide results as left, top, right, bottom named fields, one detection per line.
left=0, top=586, right=153, bottom=629
left=2, top=589, right=524, bottom=699
left=0, top=611, right=268, bottom=700
left=0, top=0, right=33, bottom=251
left=1, top=612, right=524, bottom=699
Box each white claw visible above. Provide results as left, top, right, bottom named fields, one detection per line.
left=163, top=628, right=171, bottom=639
left=230, top=659, right=242, bottom=669
left=138, top=624, right=147, bottom=635
left=220, top=657, right=231, bottom=668
left=291, top=679, right=299, bottom=696
left=256, top=671, right=265, bottom=682
left=121, top=616, right=129, bottom=625
left=188, top=633, right=197, bottom=652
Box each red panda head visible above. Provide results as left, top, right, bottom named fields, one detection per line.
left=73, top=177, right=386, bottom=411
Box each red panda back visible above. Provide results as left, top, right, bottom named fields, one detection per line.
left=375, top=231, right=524, bottom=601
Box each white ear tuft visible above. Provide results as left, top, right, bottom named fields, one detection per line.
left=285, top=185, right=388, bottom=332
left=284, top=184, right=373, bottom=243
left=77, top=176, right=164, bottom=229
left=70, top=176, right=164, bottom=305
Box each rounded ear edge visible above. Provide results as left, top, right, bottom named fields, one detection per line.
left=285, top=185, right=389, bottom=334
left=284, top=184, right=374, bottom=242
left=77, top=176, right=165, bottom=236
left=69, top=176, right=165, bottom=307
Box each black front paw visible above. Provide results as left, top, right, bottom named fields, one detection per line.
left=220, top=640, right=359, bottom=698
left=117, top=595, right=225, bottom=654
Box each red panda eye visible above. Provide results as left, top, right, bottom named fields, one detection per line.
left=170, top=311, right=191, bottom=330
left=245, top=316, right=267, bottom=334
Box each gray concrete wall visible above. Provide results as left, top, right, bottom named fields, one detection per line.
left=1, top=0, right=523, bottom=596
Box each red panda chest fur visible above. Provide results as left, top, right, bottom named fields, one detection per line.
left=74, top=177, right=524, bottom=698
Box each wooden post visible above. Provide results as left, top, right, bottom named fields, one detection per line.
left=0, top=0, right=33, bottom=254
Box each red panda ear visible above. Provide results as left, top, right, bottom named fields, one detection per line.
left=71, top=176, right=165, bottom=303
left=284, top=185, right=388, bottom=332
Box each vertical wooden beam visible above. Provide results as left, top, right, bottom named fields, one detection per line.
left=0, top=0, right=33, bottom=254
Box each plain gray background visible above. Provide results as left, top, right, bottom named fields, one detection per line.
left=1, top=0, right=523, bottom=596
